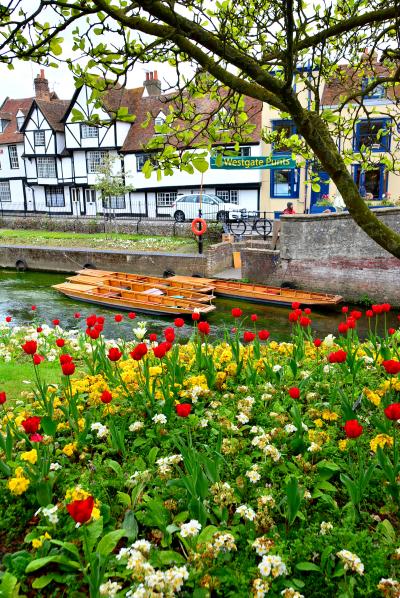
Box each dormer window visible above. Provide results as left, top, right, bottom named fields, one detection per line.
left=16, top=114, right=25, bottom=131
left=154, top=112, right=166, bottom=128
left=0, top=119, right=9, bottom=133
left=362, top=77, right=385, bottom=99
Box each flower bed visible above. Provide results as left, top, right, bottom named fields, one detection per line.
left=1, top=305, right=400, bottom=597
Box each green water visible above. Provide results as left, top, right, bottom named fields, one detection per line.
left=0, top=270, right=396, bottom=341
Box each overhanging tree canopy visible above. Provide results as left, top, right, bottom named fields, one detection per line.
left=1, top=0, right=400, bottom=256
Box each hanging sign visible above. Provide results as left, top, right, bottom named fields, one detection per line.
left=210, top=155, right=296, bottom=170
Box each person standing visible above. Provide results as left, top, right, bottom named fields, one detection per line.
left=283, top=202, right=296, bottom=214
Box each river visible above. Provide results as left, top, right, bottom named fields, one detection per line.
left=0, top=270, right=396, bottom=341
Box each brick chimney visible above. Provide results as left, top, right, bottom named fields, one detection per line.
left=143, top=71, right=162, bottom=96
left=34, top=69, right=51, bottom=101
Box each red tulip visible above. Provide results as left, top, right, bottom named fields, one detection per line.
left=22, top=340, right=37, bottom=355
left=128, top=312, right=136, bottom=320
left=384, top=403, right=400, bottom=420
left=36, top=326, right=43, bottom=333
left=243, top=331, right=256, bottom=342
left=174, top=318, right=185, bottom=328
left=341, top=306, right=349, bottom=314
left=97, top=316, right=105, bottom=325
left=0, top=392, right=6, bottom=404
left=192, top=312, right=201, bottom=321
left=250, top=314, right=258, bottom=322
left=67, top=496, right=94, bottom=524
left=149, top=333, right=157, bottom=342
left=56, top=339, right=65, bottom=348
left=292, top=302, right=301, bottom=310
left=86, top=314, right=97, bottom=327
left=108, top=347, right=122, bottom=362
left=346, top=318, right=356, bottom=330
left=5, top=316, right=11, bottom=323
left=52, top=319, right=60, bottom=326
left=197, top=321, right=210, bottom=335
left=338, top=322, right=348, bottom=334
left=299, top=316, right=311, bottom=327
left=382, top=360, right=400, bottom=375
left=74, top=312, right=81, bottom=319
left=31, top=305, right=37, bottom=311
left=258, top=329, right=270, bottom=341
left=163, top=327, right=175, bottom=343
left=304, top=308, right=312, bottom=315
left=60, top=354, right=73, bottom=365
left=62, top=361, right=75, bottom=376
left=350, top=310, right=362, bottom=320
left=33, top=354, right=44, bottom=365
left=314, top=338, right=322, bottom=347
left=22, top=416, right=41, bottom=434
left=365, top=310, right=374, bottom=318
left=176, top=403, right=192, bottom=417
left=328, top=349, right=347, bottom=363
left=100, top=390, right=113, bottom=404
left=114, top=314, right=123, bottom=322
left=344, top=419, right=363, bottom=438
left=288, top=311, right=299, bottom=323
left=130, top=343, right=148, bottom=361
left=388, top=328, right=396, bottom=335
left=153, top=343, right=168, bottom=359
left=372, top=304, right=383, bottom=314
left=87, top=328, right=100, bottom=340
left=30, top=433, right=43, bottom=442
left=231, top=308, right=243, bottom=318
left=288, top=387, right=300, bottom=399
left=382, top=303, right=391, bottom=313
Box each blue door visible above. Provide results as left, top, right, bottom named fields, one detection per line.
left=310, top=171, right=330, bottom=210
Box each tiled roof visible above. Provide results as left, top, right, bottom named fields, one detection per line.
left=121, top=93, right=263, bottom=152
left=321, top=62, right=400, bottom=106
left=36, top=99, right=70, bottom=131
left=103, top=86, right=144, bottom=116
left=0, top=97, right=34, bottom=144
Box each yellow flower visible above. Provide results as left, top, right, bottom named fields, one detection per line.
left=57, top=422, right=70, bottom=431
left=32, top=532, right=51, bottom=549
left=21, top=449, right=38, bottom=464
left=78, top=418, right=85, bottom=431
left=149, top=366, right=162, bottom=377
left=322, top=410, right=339, bottom=421
left=363, top=388, right=382, bottom=407
left=8, top=474, right=30, bottom=495
left=314, top=419, right=324, bottom=428
left=63, top=442, right=77, bottom=457
left=370, top=434, right=394, bottom=453
left=338, top=439, right=348, bottom=451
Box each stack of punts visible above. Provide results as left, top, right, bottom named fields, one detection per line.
left=52, top=268, right=342, bottom=314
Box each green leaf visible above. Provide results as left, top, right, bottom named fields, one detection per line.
left=26, top=555, right=81, bottom=573
left=36, top=480, right=53, bottom=507
left=192, top=158, right=209, bottom=173
left=96, top=529, right=126, bottom=557
left=147, top=447, right=159, bottom=466
left=295, top=562, right=321, bottom=572
left=286, top=476, right=302, bottom=526
left=103, top=459, right=123, bottom=476
left=117, top=492, right=131, bottom=508
left=50, top=540, right=80, bottom=559
left=85, top=517, right=104, bottom=554
left=0, top=572, right=18, bottom=597
left=377, top=519, right=396, bottom=544
left=122, top=510, right=138, bottom=542
left=31, top=574, right=65, bottom=589
left=151, top=550, right=186, bottom=567
left=40, top=416, right=57, bottom=437
left=197, top=525, right=219, bottom=545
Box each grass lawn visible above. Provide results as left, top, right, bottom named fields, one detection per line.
left=0, top=229, right=205, bottom=253
left=0, top=360, right=62, bottom=401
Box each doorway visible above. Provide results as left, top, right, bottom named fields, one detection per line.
left=71, top=188, right=81, bottom=216
left=85, top=189, right=97, bottom=216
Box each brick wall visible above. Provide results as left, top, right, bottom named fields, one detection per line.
left=242, top=209, right=400, bottom=304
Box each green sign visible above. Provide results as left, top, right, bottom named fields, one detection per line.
left=210, top=155, right=296, bottom=170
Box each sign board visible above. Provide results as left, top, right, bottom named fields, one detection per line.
left=210, top=155, right=296, bottom=170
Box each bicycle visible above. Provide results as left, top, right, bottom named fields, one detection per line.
left=228, top=211, right=273, bottom=238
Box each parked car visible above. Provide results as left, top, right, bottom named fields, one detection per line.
left=172, top=193, right=245, bottom=222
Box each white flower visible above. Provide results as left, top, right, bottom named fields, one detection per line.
left=323, top=364, right=331, bottom=373
left=49, top=462, right=62, bottom=471
left=236, top=504, right=256, bottom=521
left=210, top=532, right=237, bottom=553
left=263, top=444, right=281, bottom=461
left=258, top=554, right=288, bottom=578
left=281, top=589, right=305, bottom=598
left=133, top=326, right=147, bottom=340
left=246, top=469, right=261, bottom=483
left=132, top=539, right=152, bottom=555
left=35, top=504, right=59, bottom=524
left=236, top=412, right=249, bottom=424
left=284, top=424, right=297, bottom=434
left=336, top=550, right=364, bottom=575
left=308, top=442, right=321, bottom=453
left=91, top=422, right=109, bottom=439
left=180, top=519, right=202, bottom=538
left=99, top=580, right=122, bottom=597
left=129, top=421, right=144, bottom=432
left=272, top=364, right=282, bottom=372
left=152, top=414, right=167, bottom=425
left=323, top=333, right=336, bottom=347
left=199, top=418, right=209, bottom=428
left=320, top=521, right=333, bottom=535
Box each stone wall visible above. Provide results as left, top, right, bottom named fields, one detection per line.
left=0, top=215, right=223, bottom=242
left=0, top=241, right=235, bottom=277
left=242, top=209, right=400, bottom=304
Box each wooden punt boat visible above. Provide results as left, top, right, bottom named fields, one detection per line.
left=52, top=282, right=216, bottom=317
left=169, top=276, right=342, bottom=307
left=66, top=275, right=214, bottom=303
left=75, top=269, right=215, bottom=294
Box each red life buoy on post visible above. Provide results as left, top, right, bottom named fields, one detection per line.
left=191, top=218, right=207, bottom=236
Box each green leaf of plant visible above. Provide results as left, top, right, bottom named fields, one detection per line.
left=122, top=510, right=138, bottom=542
left=96, top=529, right=126, bottom=557
left=151, top=550, right=186, bottom=567
left=0, top=572, right=19, bottom=597
left=26, top=555, right=81, bottom=573
left=295, top=562, right=321, bottom=572
left=103, top=459, right=123, bottom=476
left=40, top=416, right=57, bottom=437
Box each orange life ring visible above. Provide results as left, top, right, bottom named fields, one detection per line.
left=191, top=218, right=207, bottom=236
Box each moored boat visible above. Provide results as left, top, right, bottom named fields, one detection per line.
left=169, top=276, right=342, bottom=307
left=52, top=282, right=216, bottom=316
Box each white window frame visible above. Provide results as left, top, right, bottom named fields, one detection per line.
left=81, top=124, right=99, bottom=139
left=216, top=189, right=239, bottom=204
left=87, top=150, right=108, bottom=174
left=37, top=157, right=56, bottom=178
left=8, top=145, right=19, bottom=169
left=156, top=191, right=177, bottom=207
left=103, top=195, right=126, bottom=210
left=45, top=186, right=65, bottom=207
left=0, top=119, right=9, bottom=133
left=34, top=131, right=45, bottom=146
left=0, top=181, right=11, bottom=202
left=16, top=116, right=25, bottom=132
